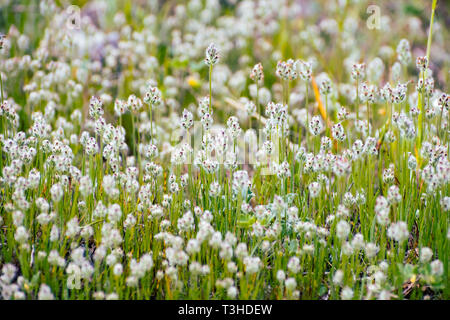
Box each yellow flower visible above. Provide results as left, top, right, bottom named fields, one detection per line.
left=187, top=75, right=200, bottom=88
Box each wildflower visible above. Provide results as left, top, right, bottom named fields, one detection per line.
left=107, top=204, right=122, bottom=224
left=205, top=43, right=219, bottom=66
left=66, top=218, right=80, bottom=238
left=351, top=63, right=366, bottom=81
left=143, top=86, right=162, bottom=106
left=250, top=62, right=264, bottom=83
left=181, top=109, right=193, bottom=130
left=318, top=76, right=332, bottom=95
left=367, top=58, right=384, bottom=83
left=440, top=197, right=450, bottom=211
left=351, top=233, right=365, bottom=251
left=226, top=116, right=242, bottom=140
left=245, top=100, right=256, bottom=115
left=359, top=82, right=377, bottom=103
left=364, top=137, right=378, bottom=155
left=309, top=116, right=324, bottom=136
left=341, top=287, right=353, bottom=300
left=38, top=284, right=54, bottom=300
left=285, top=278, right=297, bottom=291
left=331, top=123, right=346, bottom=142
left=336, top=220, right=350, bottom=240
left=382, top=166, right=395, bottom=184
left=387, top=185, right=402, bottom=204
left=341, top=242, right=353, bottom=256
left=114, top=99, right=128, bottom=116
left=374, top=196, right=390, bottom=226
left=243, top=256, right=261, bottom=274
left=50, top=183, right=64, bottom=202
left=106, top=293, right=119, bottom=300
left=380, top=82, right=393, bottom=103
left=387, top=221, right=409, bottom=242
left=79, top=175, right=93, bottom=198
left=337, top=106, right=349, bottom=121
left=396, top=39, right=411, bottom=65
left=408, top=153, right=417, bottom=170
left=276, top=270, right=286, bottom=282
left=438, top=93, right=449, bottom=110
left=275, top=161, right=291, bottom=179
left=128, top=94, right=143, bottom=112
left=296, top=60, right=312, bottom=81
left=308, top=181, right=321, bottom=198
left=378, top=290, right=393, bottom=300
left=295, top=147, right=306, bottom=162
left=364, top=242, right=379, bottom=259
left=232, top=170, right=251, bottom=197
left=333, top=270, right=344, bottom=285
left=420, top=247, right=433, bottom=263
left=1, top=264, right=17, bottom=284
left=201, top=112, right=213, bottom=131
left=14, top=226, right=29, bottom=243
left=430, top=260, right=443, bottom=277
left=276, top=59, right=297, bottom=80
left=112, top=263, right=123, bottom=277
left=227, top=286, right=238, bottom=299
left=50, top=225, right=59, bottom=242
left=416, top=56, right=428, bottom=71
left=392, top=82, right=408, bottom=104
left=287, top=257, right=301, bottom=274
left=321, top=136, right=332, bottom=151
left=89, top=96, right=103, bottom=120
left=0, top=34, right=5, bottom=50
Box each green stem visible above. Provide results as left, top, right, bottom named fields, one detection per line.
left=209, top=64, right=213, bottom=115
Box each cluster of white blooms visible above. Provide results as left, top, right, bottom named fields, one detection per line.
left=318, top=74, right=332, bottom=96
left=245, top=100, right=256, bottom=116
left=250, top=62, right=264, bottom=83
left=226, top=116, right=242, bottom=140
left=232, top=170, right=251, bottom=197
left=296, top=59, right=312, bottom=82
left=351, top=63, right=366, bottom=81
left=309, top=115, right=325, bottom=136
left=127, top=253, right=154, bottom=287
left=374, top=196, right=390, bottom=226
left=359, top=82, right=377, bottom=104
left=265, top=102, right=288, bottom=133
left=331, top=123, right=346, bottom=142
left=143, top=85, right=162, bottom=106
left=276, top=59, right=297, bottom=81
left=387, top=221, right=409, bottom=243
left=392, top=111, right=416, bottom=139
left=180, top=109, right=194, bottom=130
left=204, top=43, right=220, bottom=66
left=396, top=39, right=411, bottom=65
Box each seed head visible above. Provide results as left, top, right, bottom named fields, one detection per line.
left=396, top=39, right=411, bottom=65
left=276, top=59, right=297, bottom=81
left=0, top=34, right=5, bottom=50
left=205, top=43, right=219, bottom=66
left=296, top=59, right=312, bottom=82
left=351, top=63, right=366, bottom=81
left=416, top=56, right=428, bottom=72
left=250, top=62, right=264, bottom=83
left=143, top=85, right=162, bottom=106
